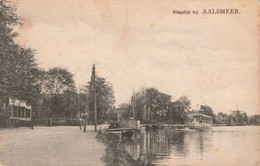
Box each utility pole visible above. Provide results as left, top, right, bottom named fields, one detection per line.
left=93, top=64, right=97, bottom=132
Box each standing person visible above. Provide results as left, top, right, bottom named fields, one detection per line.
left=83, top=113, right=88, bottom=132
left=79, top=116, right=83, bottom=130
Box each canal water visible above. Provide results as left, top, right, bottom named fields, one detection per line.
left=122, top=126, right=260, bottom=166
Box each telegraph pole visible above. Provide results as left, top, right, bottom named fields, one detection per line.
left=93, top=64, right=97, bottom=132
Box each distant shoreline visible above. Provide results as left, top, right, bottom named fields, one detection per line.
left=213, top=124, right=260, bottom=127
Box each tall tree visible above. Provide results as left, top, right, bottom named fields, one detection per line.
left=118, top=103, right=131, bottom=120
left=42, top=67, right=76, bottom=117
left=5, top=48, right=43, bottom=104
left=169, top=96, right=191, bottom=124
left=129, top=87, right=171, bottom=123
left=0, top=0, right=21, bottom=98
left=1, top=1, right=43, bottom=116
left=241, top=112, right=248, bottom=125
left=134, top=89, right=146, bottom=121
left=59, top=90, right=79, bottom=118
left=248, top=115, right=260, bottom=126
left=144, top=88, right=171, bottom=122
left=201, top=105, right=217, bottom=123
left=217, top=112, right=228, bottom=124
left=227, top=111, right=248, bottom=126
left=86, top=76, right=115, bottom=123
left=177, top=96, right=191, bottom=111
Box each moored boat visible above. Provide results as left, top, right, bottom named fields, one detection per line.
left=188, top=113, right=213, bottom=131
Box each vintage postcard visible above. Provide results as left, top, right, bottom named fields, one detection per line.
left=0, top=0, right=259, bottom=165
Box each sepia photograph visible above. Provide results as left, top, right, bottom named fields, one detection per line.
left=0, top=0, right=259, bottom=165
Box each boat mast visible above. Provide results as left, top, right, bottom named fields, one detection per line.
left=133, top=90, right=135, bottom=120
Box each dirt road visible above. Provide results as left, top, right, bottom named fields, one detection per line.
left=0, top=126, right=105, bottom=166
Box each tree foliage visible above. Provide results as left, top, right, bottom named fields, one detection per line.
left=201, top=105, right=218, bottom=124
left=59, top=90, right=79, bottom=117
left=176, top=96, right=191, bottom=111
left=86, top=76, right=115, bottom=123
left=122, top=87, right=171, bottom=123
left=216, top=112, right=228, bottom=124
left=106, top=107, right=118, bottom=122
left=227, top=111, right=248, bottom=126
left=118, top=102, right=131, bottom=120
left=42, top=67, right=76, bottom=117
left=0, top=1, right=47, bottom=126
left=248, top=115, right=260, bottom=126
left=1, top=0, right=21, bottom=96
left=169, top=96, right=191, bottom=124
left=5, top=48, right=43, bottom=104
left=0, top=1, right=43, bottom=107
left=0, top=0, right=21, bottom=54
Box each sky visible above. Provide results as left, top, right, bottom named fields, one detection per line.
left=11, top=0, right=259, bottom=115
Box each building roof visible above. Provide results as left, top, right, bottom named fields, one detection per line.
left=8, top=98, right=31, bottom=109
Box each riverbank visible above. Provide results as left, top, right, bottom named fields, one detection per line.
left=0, top=126, right=105, bottom=166
left=96, top=130, right=152, bottom=166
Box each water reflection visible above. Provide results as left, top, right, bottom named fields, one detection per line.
left=123, top=129, right=212, bottom=164
left=122, top=127, right=260, bottom=166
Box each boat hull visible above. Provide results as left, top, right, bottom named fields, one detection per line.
left=188, top=122, right=212, bottom=131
